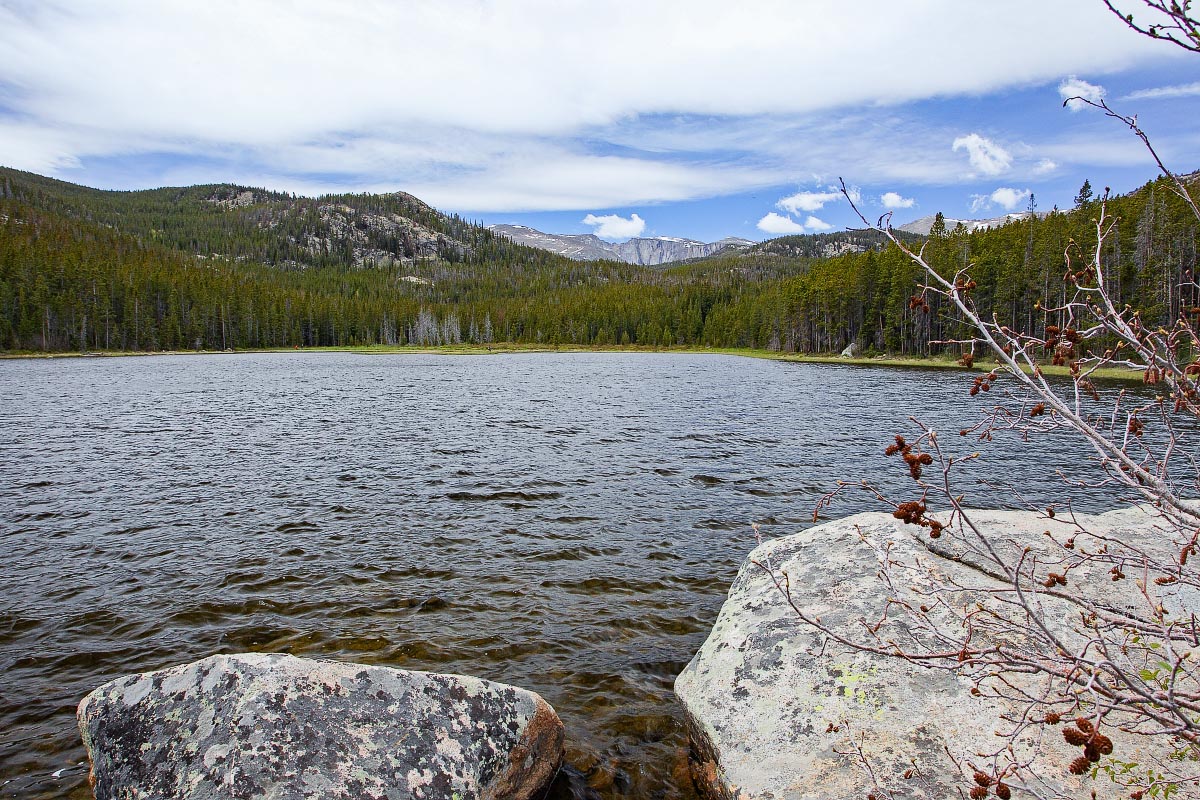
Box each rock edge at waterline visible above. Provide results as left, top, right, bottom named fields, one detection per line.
left=76, top=652, right=564, bottom=800
left=675, top=508, right=1198, bottom=800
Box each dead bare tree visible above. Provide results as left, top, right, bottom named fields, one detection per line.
left=1103, top=1, right=1200, bottom=54
left=750, top=18, right=1200, bottom=796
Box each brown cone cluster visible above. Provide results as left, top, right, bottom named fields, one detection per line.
left=1062, top=717, right=1113, bottom=775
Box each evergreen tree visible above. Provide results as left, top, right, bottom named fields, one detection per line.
left=1074, top=179, right=1094, bottom=207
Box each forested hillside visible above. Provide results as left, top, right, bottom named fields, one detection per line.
left=775, top=180, right=1199, bottom=354
left=0, top=167, right=1195, bottom=355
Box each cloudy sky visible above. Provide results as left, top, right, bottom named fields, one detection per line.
left=2, top=0, right=1198, bottom=242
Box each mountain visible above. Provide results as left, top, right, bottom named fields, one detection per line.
left=0, top=167, right=501, bottom=272
left=485, top=225, right=616, bottom=260
left=896, top=212, right=1035, bottom=236
left=743, top=229, right=922, bottom=259
left=0, top=167, right=572, bottom=275
left=488, top=224, right=755, bottom=266
left=3, top=165, right=1192, bottom=361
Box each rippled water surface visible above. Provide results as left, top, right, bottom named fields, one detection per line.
left=0, top=352, right=1135, bottom=799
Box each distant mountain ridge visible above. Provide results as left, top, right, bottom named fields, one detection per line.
left=896, top=212, right=1039, bottom=236
left=488, top=224, right=754, bottom=266
left=490, top=212, right=1042, bottom=266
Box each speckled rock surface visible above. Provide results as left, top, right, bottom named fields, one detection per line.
left=675, top=508, right=1194, bottom=800
left=77, top=652, right=563, bottom=800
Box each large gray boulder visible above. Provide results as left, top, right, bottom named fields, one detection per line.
left=675, top=508, right=1195, bottom=800
left=77, top=653, right=563, bottom=800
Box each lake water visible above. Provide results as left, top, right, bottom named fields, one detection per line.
left=0, top=352, right=1134, bottom=799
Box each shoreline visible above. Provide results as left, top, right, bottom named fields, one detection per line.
left=0, top=343, right=1146, bottom=382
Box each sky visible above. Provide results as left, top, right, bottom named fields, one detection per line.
left=1, top=0, right=1198, bottom=243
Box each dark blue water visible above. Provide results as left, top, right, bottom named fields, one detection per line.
left=0, top=352, right=1134, bottom=799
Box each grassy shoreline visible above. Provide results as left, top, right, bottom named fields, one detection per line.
left=0, top=343, right=1146, bottom=382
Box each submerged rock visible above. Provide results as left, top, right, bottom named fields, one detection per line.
left=77, top=652, right=563, bottom=800
left=675, top=508, right=1193, bottom=800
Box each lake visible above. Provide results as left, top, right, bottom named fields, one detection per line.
left=0, top=352, right=1130, bottom=799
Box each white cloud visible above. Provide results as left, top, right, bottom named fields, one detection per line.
left=1032, top=158, right=1058, bottom=175
left=971, top=187, right=1031, bottom=213
left=990, top=187, right=1031, bottom=210
left=804, top=215, right=833, bottom=231
left=952, top=133, right=1013, bottom=176
left=967, top=186, right=1031, bottom=213
left=410, top=152, right=776, bottom=212
left=880, top=191, right=915, bottom=209
left=1059, top=76, right=1106, bottom=111
left=777, top=189, right=842, bottom=213
left=776, top=184, right=859, bottom=214
left=0, top=1, right=1185, bottom=211
left=582, top=212, right=646, bottom=239
left=1036, top=135, right=1151, bottom=168
left=757, top=212, right=806, bottom=234
left=0, top=2, right=1165, bottom=143
left=1121, top=81, right=1200, bottom=101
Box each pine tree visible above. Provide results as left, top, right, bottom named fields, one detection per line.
left=1074, top=179, right=1094, bottom=207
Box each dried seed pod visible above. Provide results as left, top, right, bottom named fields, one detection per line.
left=973, top=772, right=992, bottom=788
left=1069, top=756, right=1091, bottom=775
left=995, top=782, right=1011, bottom=800
left=970, top=786, right=987, bottom=799
left=1063, top=727, right=1089, bottom=746
left=1044, top=711, right=1062, bottom=724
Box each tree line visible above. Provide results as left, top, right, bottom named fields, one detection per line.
left=0, top=167, right=1195, bottom=355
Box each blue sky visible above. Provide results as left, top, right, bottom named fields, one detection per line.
left=1, top=0, right=1198, bottom=243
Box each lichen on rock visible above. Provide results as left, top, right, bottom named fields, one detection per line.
left=77, top=652, right=563, bottom=800
left=675, top=508, right=1195, bottom=800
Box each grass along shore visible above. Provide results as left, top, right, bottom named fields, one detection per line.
left=0, top=342, right=1148, bottom=382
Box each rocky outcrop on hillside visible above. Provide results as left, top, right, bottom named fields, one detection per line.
left=306, top=203, right=469, bottom=268
left=77, top=653, right=563, bottom=800
left=749, top=229, right=911, bottom=259
left=205, top=188, right=263, bottom=209
left=201, top=186, right=471, bottom=269
left=488, top=224, right=753, bottom=265
left=675, top=508, right=1193, bottom=800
